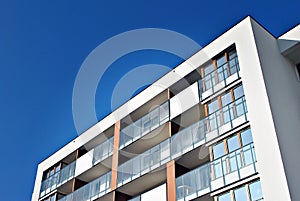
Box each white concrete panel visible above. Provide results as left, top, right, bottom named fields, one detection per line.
left=225, top=171, right=239, bottom=184
left=211, top=177, right=224, bottom=191
left=170, top=82, right=200, bottom=119
left=74, top=150, right=93, bottom=177
left=240, top=164, right=255, bottom=178
left=279, top=24, right=300, bottom=41
left=141, top=183, right=166, bottom=201
left=236, top=19, right=291, bottom=201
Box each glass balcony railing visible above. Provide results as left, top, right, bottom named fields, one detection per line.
left=205, top=96, right=248, bottom=142
left=199, top=56, right=240, bottom=100
left=119, top=101, right=170, bottom=149
left=40, top=161, right=76, bottom=197
left=117, top=97, right=248, bottom=188
left=58, top=171, right=111, bottom=201
left=40, top=137, right=114, bottom=198
left=117, top=117, right=207, bottom=187
left=176, top=143, right=257, bottom=201
left=92, top=136, right=114, bottom=165
left=117, top=139, right=171, bottom=187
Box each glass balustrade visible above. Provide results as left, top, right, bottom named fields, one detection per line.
left=176, top=143, right=257, bottom=201
left=40, top=161, right=76, bottom=197
left=117, top=139, right=171, bottom=187
left=199, top=56, right=240, bottom=100
left=58, top=171, right=111, bottom=201
left=117, top=97, right=248, bottom=188
left=40, top=137, right=114, bottom=198
left=92, top=136, right=114, bottom=165
left=205, top=96, right=248, bottom=142
left=119, top=101, right=170, bottom=149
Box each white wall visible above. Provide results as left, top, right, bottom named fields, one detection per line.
left=250, top=19, right=300, bottom=201
left=141, top=183, right=166, bottom=201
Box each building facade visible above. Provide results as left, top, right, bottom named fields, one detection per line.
left=32, top=17, right=300, bottom=201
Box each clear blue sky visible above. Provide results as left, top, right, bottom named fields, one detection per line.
left=0, top=1, right=298, bottom=200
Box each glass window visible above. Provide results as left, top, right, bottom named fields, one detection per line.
left=49, top=169, right=54, bottom=176
left=234, top=186, right=248, bottom=201
left=221, top=92, right=232, bottom=107
left=218, top=192, right=231, bottom=201
left=208, top=99, right=219, bottom=114
left=50, top=194, right=56, bottom=201
left=227, top=135, right=240, bottom=153
left=249, top=180, right=263, bottom=201
left=241, top=129, right=253, bottom=145
left=55, top=164, right=61, bottom=172
left=233, top=85, right=244, bottom=100
left=204, top=62, right=214, bottom=75
left=213, top=142, right=225, bottom=159
left=228, top=49, right=237, bottom=60
left=217, top=55, right=226, bottom=67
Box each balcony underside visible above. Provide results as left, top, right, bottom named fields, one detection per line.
left=176, top=145, right=210, bottom=170
left=117, top=166, right=166, bottom=197
left=77, top=156, right=112, bottom=183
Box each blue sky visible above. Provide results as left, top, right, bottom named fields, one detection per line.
left=0, top=1, right=299, bottom=200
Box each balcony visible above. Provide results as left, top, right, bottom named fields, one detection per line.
left=205, top=96, right=248, bottom=142
left=58, top=171, right=112, bottom=201
left=119, top=101, right=170, bottom=150
left=40, top=161, right=76, bottom=197
left=40, top=137, right=114, bottom=198
left=117, top=96, right=248, bottom=189
left=117, top=117, right=207, bottom=188
left=176, top=143, right=257, bottom=201
left=199, top=56, right=240, bottom=101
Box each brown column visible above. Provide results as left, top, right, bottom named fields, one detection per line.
left=166, top=160, right=176, bottom=201
left=111, top=121, right=120, bottom=191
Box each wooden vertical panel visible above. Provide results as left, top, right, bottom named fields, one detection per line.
left=213, top=60, right=219, bottom=83
left=111, top=121, right=120, bottom=191
left=166, top=160, right=176, bottom=201
left=200, top=67, right=206, bottom=91
left=218, top=96, right=225, bottom=125
left=237, top=131, right=243, bottom=147
left=245, top=184, right=251, bottom=201
left=230, top=89, right=237, bottom=118
left=230, top=189, right=235, bottom=201
left=209, top=146, right=216, bottom=180
left=225, top=52, right=231, bottom=76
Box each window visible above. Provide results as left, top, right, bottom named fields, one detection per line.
left=218, top=192, right=231, bottom=201
left=249, top=180, right=263, bottom=201
left=233, top=85, right=244, bottom=100
left=213, top=142, right=225, bottom=159
left=227, top=135, right=240, bottom=153
left=208, top=99, right=219, bottom=114
left=234, top=186, right=248, bottom=201
left=241, top=129, right=253, bottom=146
left=221, top=92, right=232, bottom=107
left=216, top=180, right=263, bottom=201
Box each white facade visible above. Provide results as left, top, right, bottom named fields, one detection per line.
left=32, top=17, right=300, bottom=201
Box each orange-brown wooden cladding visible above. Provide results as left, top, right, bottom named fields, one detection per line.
left=111, top=121, right=120, bottom=191
left=166, top=160, right=176, bottom=201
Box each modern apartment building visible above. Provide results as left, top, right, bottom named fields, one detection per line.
left=32, top=17, right=300, bottom=201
